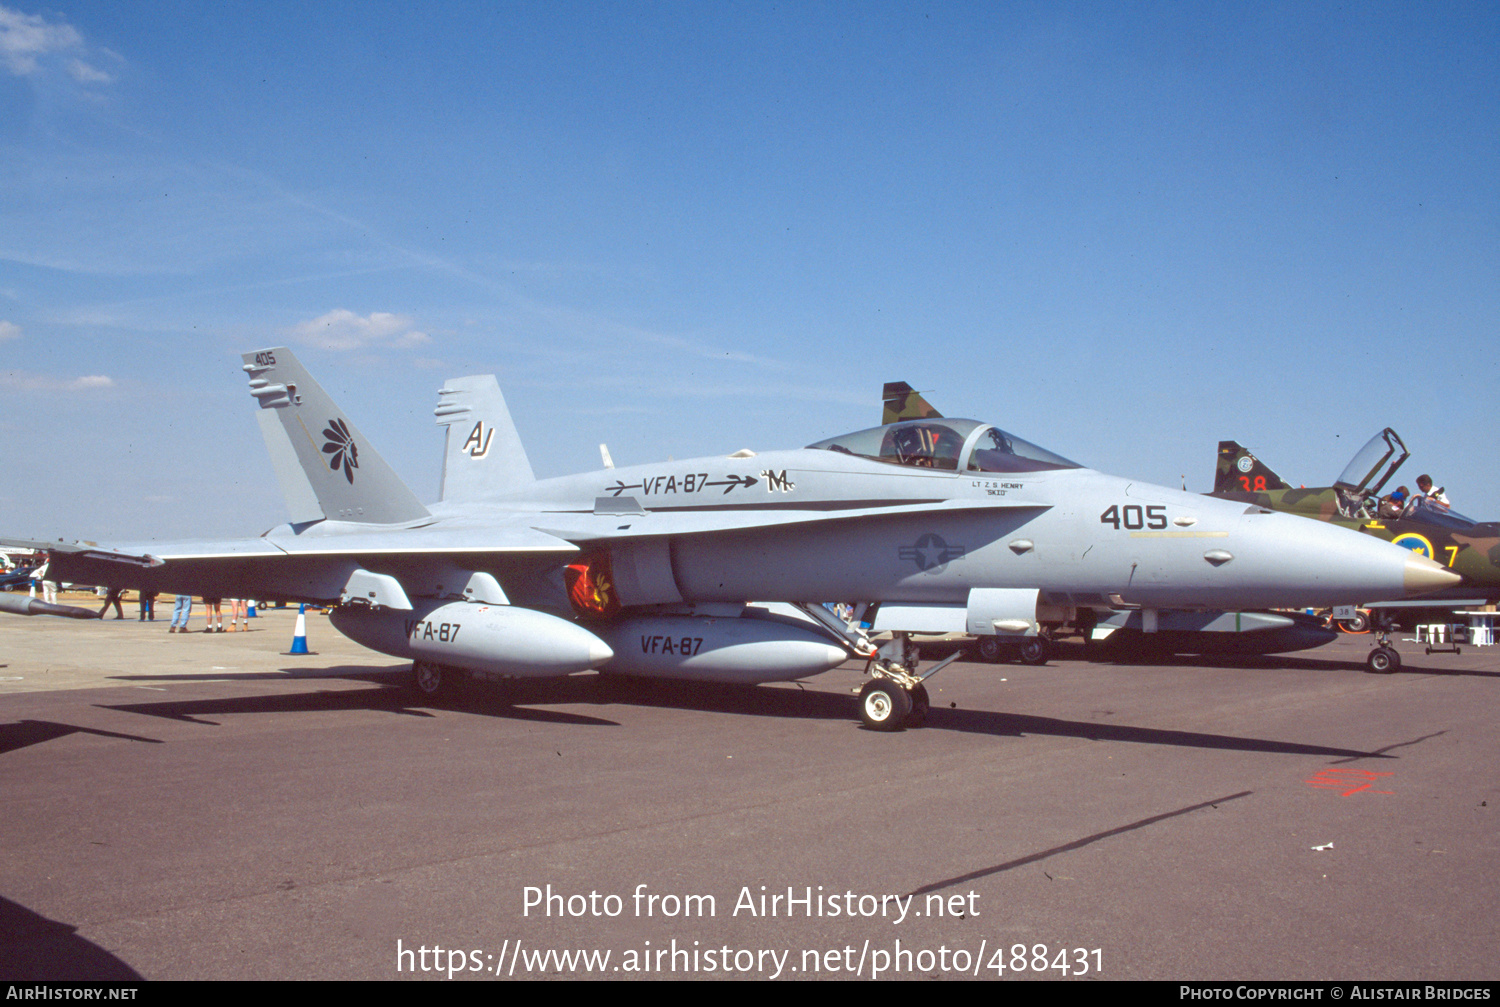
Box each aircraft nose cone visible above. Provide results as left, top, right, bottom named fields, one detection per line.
left=588, top=638, right=615, bottom=666
left=1402, top=554, right=1463, bottom=596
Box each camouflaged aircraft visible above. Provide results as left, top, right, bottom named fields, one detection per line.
left=1213, top=429, right=1500, bottom=621
left=881, top=380, right=944, bottom=425
left=3, top=351, right=1460, bottom=731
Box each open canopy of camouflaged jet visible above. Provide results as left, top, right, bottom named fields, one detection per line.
left=1213, top=428, right=1499, bottom=607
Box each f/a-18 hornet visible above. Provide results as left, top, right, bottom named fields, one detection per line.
left=12, top=350, right=1459, bottom=730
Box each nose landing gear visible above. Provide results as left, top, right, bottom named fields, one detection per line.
left=856, top=633, right=952, bottom=730
left=1365, top=630, right=1401, bottom=674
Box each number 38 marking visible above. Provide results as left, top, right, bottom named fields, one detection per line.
left=1100, top=504, right=1167, bottom=530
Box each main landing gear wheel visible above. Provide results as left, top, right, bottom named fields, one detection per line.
left=1018, top=637, right=1050, bottom=666
left=411, top=660, right=456, bottom=698
left=1338, top=613, right=1369, bottom=633
left=859, top=679, right=913, bottom=731
left=908, top=683, right=931, bottom=727
left=1365, top=646, right=1401, bottom=674
left=976, top=636, right=1003, bottom=663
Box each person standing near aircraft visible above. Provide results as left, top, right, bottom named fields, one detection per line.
left=169, top=594, right=192, bottom=633
left=98, top=587, right=125, bottom=619
left=33, top=555, right=58, bottom=604
left=1416, top=474, right=1450, bottom=507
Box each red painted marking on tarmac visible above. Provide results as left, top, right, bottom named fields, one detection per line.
left=1306, top=768, right=1394, bottom=797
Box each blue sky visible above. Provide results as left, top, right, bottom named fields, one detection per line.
left=1, top=2, right=1495, bottom=540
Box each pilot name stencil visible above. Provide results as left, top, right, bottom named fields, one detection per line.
left=972, top=479, right=1023, bottom=497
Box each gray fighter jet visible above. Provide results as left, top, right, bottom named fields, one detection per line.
left=15, top=349, right=1459, bottom=730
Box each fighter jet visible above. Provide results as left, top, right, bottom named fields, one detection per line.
left=1213, top=430, right=1500, bottom=614
left=8, top=351, right=1459, bottom=730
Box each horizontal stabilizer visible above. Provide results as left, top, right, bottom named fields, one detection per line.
left=0, top=594, right=100, bottom=619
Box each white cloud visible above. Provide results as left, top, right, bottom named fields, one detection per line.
left=0, top=5, right=83, bottom=76
left=66, top=57, right=109, bottom=84
left=0, top=369, right=114, bottom=392
left=288, top=309, right=430, bottom=351
left=0, top=320, right=19, bottom=340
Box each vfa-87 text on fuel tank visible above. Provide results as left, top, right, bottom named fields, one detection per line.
left=408, top=617, right=461, bottom=643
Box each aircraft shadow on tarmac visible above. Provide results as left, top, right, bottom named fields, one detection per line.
left=1173, top=651, right=1500, bottom=680
left=594, top=676, right=1387, bottom=758
left=0, top=896, right=143, bottom=981
left=1041, top=639, right=1500, bottom=677
left=1147, top=651, right=1500, bottom=679
left=0, top=720, right=163, bottom=756
left=87, top=663, right=1394, bottom=759
left=94, top=672, right=619, bottom=728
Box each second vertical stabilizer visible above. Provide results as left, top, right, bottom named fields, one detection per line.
left=435, top=375, right=536, bottom=501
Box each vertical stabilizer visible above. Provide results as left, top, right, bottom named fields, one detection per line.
left=881, top=381, right=943, bottom=424
left=1215, top=441, right=1292, bottom=494
left=242, top=347, right=431, bottom=524
left=435, top=375, right=536, bottom=501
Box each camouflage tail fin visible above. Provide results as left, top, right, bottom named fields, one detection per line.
left=881, top=381, right=943, bottom=424
left=1215, top=441, right=1292, bottom=494
left=434, top=375, right=535, bottom=502
left=242, top=347, right=431, bottom=525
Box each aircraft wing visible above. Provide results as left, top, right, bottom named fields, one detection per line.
left=3, top=519, right=579, bottom=605
left=11, top=497, right=1047, bottom=604
left=0, top=537, right=168, bottom=569
left=24, top=497, right=1043, bottom=560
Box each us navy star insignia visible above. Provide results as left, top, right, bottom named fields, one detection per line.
left=899, top=532, right=966, bottom=572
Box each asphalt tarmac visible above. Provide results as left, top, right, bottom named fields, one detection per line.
left=2, top=606, right=1496, bottom=981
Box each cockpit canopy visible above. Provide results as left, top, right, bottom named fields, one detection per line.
left=1331, top=428, right=1482, bottom=528
left=1335, top=428, right=1409, bottom=494
left=807, top=418, right=1080, bottom=474
left=1399, top=495, right=1483, bottom=529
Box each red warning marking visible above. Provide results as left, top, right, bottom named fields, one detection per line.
left=1306, top=768, right=1394, bottom=797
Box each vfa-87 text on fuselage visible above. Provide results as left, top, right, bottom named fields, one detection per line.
left=17, top=350, right=1458, bottom=731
